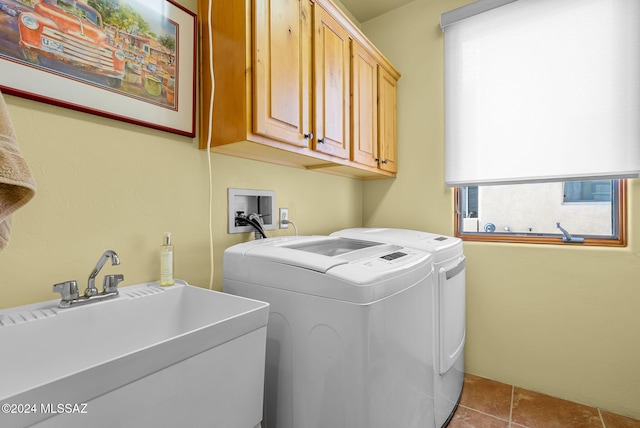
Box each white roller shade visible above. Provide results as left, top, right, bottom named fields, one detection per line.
left=443, top=0, right=640, bottom=186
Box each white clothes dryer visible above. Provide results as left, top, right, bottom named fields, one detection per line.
left=331, top=228, right=466, bottom=427
left=223, top=236, right=438, bottom=428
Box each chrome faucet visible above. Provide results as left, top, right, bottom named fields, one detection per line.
left=86, top=250, right=120, bottom=297
left=53, top=250, right=124, bottom=308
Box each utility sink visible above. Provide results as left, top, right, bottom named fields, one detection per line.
left=0, top=280, right=269, bottom=428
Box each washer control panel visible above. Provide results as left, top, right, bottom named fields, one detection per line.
left=349, top=247, right=430, bottom=273
left=380, top=251, right=408, bottom=261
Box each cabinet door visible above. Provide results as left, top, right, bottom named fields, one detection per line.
left=378, top=66, right=398, bottom=173
left=313, top=5, right=351, bottom=159
left=253, top=0, right=312, bottom=148
left=351, top=42, right=378, bottom=167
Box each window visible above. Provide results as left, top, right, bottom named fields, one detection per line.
left=563, top=180, right=611, bottom=203
left=455, top=180, right=626, bottom=246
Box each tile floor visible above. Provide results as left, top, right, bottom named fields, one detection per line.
left=448, top=374, right=640, bottom=428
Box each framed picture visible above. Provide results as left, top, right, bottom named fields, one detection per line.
left=0, top=0, right=196, bottom=137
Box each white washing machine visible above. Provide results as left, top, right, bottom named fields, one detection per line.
left=331, top=228, right=466, bottom=427
left=223, top=236, right=438, bottom=428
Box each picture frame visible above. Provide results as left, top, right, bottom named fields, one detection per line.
left=0, top=0, right=196, bottom=137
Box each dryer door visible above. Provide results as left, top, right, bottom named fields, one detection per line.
left=438, top=256, right=466, bottom=375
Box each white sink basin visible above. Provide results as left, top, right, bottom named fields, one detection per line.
left=0, top=280, right=269, bottom=428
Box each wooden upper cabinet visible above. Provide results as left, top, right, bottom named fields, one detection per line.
left=351, top=41, right=400, bottom=173
left=253, top=0, right=312, bottom=148
left=378, top=66, right=398, bottom=173
left=198, top=0, right=400, bottom=179
left=352, top=42, right=378, bottom=168
left=313, top=5, right=351, bottom=159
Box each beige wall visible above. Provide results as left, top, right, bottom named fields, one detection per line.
left=2, top=0, right=639, bottom=421
left=0, top=0, right=363, bottom=308
left=360, top=0, right=640, bottom=419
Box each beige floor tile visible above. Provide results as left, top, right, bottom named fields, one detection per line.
left=448, top=406, right=510, bottom=428
left=450, top=374, right=639, bottom=428
left=511, top=388, right=602, bottom=428
left=459, top=374, right=513, bottom=420
left=601, top=410, right=640, bottom=428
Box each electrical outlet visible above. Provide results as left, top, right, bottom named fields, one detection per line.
left=279, top=208, right=289, bottom=229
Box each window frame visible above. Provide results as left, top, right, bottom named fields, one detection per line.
left=453, top=180, right=627, bottom=247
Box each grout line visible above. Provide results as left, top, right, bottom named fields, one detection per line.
left=510, top=385, right=515, bottom=423
left=456, top=403, right=511, bottom=423
left=509, top=385, right=515, bottom=428
left=598, top=408, right=606, bottom=428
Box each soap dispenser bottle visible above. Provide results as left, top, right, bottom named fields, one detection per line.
left=160, top=232, right=174, bottom=286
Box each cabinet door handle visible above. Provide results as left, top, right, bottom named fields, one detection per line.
left=304, top=132, right=314, bottom=140
left=317, top=137, right=325, bottom=144
left=381, top=159, right=388, bottom=164
left=375, top=158, right=380, bottom=163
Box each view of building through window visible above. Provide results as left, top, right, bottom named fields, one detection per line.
left=458, top=180, right=618, bottom=238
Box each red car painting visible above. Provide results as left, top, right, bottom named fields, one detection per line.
left=17, top=0, right=125, bottom=88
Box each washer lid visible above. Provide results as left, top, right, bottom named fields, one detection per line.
left=285, top=238, right=381, bottom=257
left=331, top=228, right=463, bottom=264
left=234, top=237, right=432, bottom=303
left=245, top=237, right=400, bottom=273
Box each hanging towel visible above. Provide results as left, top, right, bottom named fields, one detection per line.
left=0, top=90, right=36, bottom=249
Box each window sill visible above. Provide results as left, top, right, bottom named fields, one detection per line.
left=454, top=232, right=626, bottom=247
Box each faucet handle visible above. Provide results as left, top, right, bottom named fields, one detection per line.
left=103, top=274, right=124, bottom=294
left=53, top=280, right=79, bottom=301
